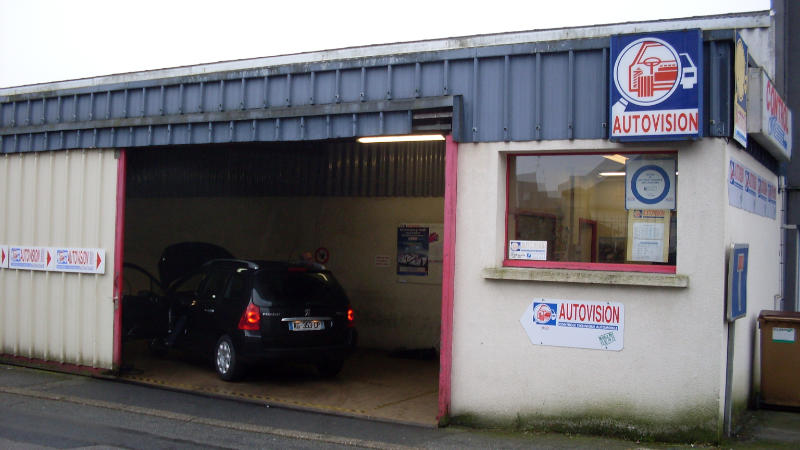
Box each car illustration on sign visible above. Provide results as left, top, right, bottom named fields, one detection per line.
left=615, top=37, right=696, bottom=106
left=532, top=302, right=558, bottom=326
left=610, top=30, right=702, bottom=140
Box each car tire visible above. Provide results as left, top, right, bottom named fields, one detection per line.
left=215, top=335, right=242, bottom=381
left=316, top=359, right=344, bottom=378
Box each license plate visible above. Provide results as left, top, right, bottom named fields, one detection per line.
left=289, top=320, right=325, bottom=331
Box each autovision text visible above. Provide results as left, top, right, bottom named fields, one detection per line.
left=558, top=303, right=621, bottom=324
left=613, top=110, right=698, bottom=135
left=12, top=248, right=42, bottom=263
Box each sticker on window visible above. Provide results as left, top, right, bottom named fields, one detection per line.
left=509, top=240, right=547, bottom=261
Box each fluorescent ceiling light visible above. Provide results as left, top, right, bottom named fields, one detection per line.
left=602, top=154, right=628, bottom=165
left=599, top=171, right=626, bottom=177
left=357, top=134, right=445, bottom=143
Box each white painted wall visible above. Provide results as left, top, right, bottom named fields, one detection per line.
left=450, top=138, right=781, bottom=436
left=0, top=149, right=119, bottom=369
left=124, top=196, right=444, bottom=350
left=724, top=145, right=782, bottom=412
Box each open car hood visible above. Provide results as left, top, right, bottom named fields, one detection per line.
left=158, top=242, right=233, bottom=289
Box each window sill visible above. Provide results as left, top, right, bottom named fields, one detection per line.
left=481, top=267, right=689, bottom=288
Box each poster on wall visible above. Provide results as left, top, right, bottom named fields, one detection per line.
left=626, top=209, right=670, bottom=263
left=767, top=182, right=777, bottom=219
left=728, top=159, right=745, bottom=209
left=733, top=33, right=748, bottom=148
left=397, top=223, right=443, bottom=284
left=756, top=176, right=768, bottom=217
left=609, top=29, right=703, bottom=141
left=743, top=168, right=758, bottom=213
left=625, top=158, right=676, bottom=210
left=520, top=299, right=624, bottom=351
left=729, top=158, right=777, bottom=220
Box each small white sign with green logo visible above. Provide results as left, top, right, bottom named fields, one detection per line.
left=772, top=327, right=796, bottom=343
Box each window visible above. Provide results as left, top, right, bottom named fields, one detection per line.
left=199, top=267, right=232, bottom=299
left=506, top=152, right=677, bottom=273
left=254, top=270, right=347, bottom=307
left=224, top=268, right=250, bottom=301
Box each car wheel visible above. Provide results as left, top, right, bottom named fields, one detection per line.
left=316, top=359, right=344, bottom=378
left=215, top=335, right=242, bottom=381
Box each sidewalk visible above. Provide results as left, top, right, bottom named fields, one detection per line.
left=732, top=408, right=800, bottom=448
left=1, top=362, right=798, bottom=449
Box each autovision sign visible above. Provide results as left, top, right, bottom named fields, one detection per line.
left=520, top=299, right=625, bottom=351
left=2, top=245, right=105, bottom=274
left=610, top=30, right=703, bottom=141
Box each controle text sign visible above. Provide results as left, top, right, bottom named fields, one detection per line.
left=3, top=245, right=105, bottom=274
left=610, top=30, right=703, bottom=141
left=520, top=299, right=624, bottom=351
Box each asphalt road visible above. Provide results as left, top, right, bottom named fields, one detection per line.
left=0, top=363, right=579, bottom=449
left=1, top=363, right=798, bottom=449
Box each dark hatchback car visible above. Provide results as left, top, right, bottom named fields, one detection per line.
left=162, top=259, right=357, bottom=381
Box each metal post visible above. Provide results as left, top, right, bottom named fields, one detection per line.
left=724, top=321, right=736, bottom=437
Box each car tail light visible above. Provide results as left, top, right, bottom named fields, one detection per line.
left=347, top=308, right=355, bottom=327
left=238, top=302, right=261, bottom=331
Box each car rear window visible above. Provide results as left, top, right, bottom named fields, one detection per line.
left=253, top=270, right=347, bottom=306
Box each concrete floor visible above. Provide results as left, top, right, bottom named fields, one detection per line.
left=120, top=341, right=440, bottom=427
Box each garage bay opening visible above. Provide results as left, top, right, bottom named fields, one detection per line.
left=120, top=140, right=445, bottom=425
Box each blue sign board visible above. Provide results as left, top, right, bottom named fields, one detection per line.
left=610, top=30, right=703, bottom=141
left=727, top=244, right=749, bottom=322
left=733, top=33, right=748, bottom=148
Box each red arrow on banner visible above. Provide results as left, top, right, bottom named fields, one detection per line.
left=47, top=250, right=52, bottom=267
left=97, top=253, right=102, bottom=269
left=1, top=248, right=5, bottom=264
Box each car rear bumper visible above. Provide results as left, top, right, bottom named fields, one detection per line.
left=237, top=329, right=358, bottom=364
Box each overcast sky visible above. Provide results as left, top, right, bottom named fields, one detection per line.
left=0, top=0, right=770, bottom=88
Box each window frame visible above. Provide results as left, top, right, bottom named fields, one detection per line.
left=503, top=150, right=677, bottom=274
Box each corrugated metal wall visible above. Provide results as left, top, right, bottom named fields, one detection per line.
left=0, top=149, right=119, bottom=369
left=127, top=141, right=444, bottom=198
left=0, top=33, right=738, bottom=153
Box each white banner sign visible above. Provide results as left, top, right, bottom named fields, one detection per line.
left=8, top=246, right=49, bottom=271
left=50, top=247, right=106, bottom=274
left=2, top=245, right=105, bottom=274
left=520, top=299, right=625, bottom=351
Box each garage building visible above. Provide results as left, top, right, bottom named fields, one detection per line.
left=0, top=10, right=792, bottom=440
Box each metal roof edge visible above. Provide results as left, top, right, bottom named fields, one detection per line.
left=0, top=10, right=770, bottom=97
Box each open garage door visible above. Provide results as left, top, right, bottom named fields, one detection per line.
left=119, top=139, right=451, bottom=426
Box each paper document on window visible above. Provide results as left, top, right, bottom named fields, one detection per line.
left=626, top=210, right=670, bottom=263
